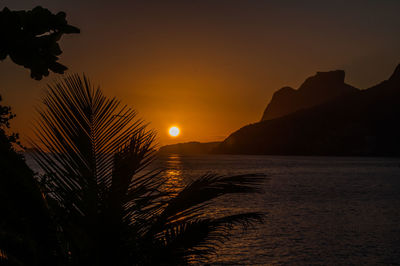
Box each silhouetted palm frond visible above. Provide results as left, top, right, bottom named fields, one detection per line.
left=32, top=74, right=265, bottom=265
left=138, top=173, right=264, bottom=265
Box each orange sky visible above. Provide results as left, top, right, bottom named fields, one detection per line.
left=1, top=1, right=400, bottom=146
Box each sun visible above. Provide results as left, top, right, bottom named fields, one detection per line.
left=169, top=126, right=180, bottom=137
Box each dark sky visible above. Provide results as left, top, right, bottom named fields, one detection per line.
left=1, top=0, right=400, bottom=145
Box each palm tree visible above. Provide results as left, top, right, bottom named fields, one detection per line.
left=31, top=74, right=264, bottom=265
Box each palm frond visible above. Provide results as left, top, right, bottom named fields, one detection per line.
left=146, top=173, right=265, bottom=233
left=140, top=212, right=263, bottom=265
left=30, top=74, right=147, bottom=216
left=134, top=173, right=265, bottom=264
left=31, top=74, right=158, bottom=265
left=173, top=212, right=262, bottom=252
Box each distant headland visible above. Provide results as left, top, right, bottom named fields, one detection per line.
left=158, top=141, right=220, bottom=155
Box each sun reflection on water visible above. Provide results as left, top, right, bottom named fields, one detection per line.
left=162, top=154, right=186, bottom=195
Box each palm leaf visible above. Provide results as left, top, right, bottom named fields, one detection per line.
left=31, top=74, right=146, bottom=214
left=160, top=213, right=262, bottom=263
left=31, top=74, right=157, bottom=265
left=137, top=173, right=265, bottom=264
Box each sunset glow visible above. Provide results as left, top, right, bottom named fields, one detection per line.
left=1, top=2, right=399, bottom=265
left=169, top=126, right=180, bottom=137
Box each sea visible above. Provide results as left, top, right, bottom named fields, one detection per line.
left=27, top=154, right=400, bottom=265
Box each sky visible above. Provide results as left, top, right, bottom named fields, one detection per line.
left=1, top=0, right=400, bottom=146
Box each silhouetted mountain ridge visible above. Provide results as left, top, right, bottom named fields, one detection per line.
left=158, top=141, right=221, bottom=155
left=261, top=70, right=358, bottom=121
left=389, top=64, right=400, bottom=82
left=216, top=63, right=400, bottom=156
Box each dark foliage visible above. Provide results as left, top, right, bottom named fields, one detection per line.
left=0, top=6, right=79, bottom=80
left=0, top=96, right=60, bottom=266
left=0, top=95, right=18, bottom=145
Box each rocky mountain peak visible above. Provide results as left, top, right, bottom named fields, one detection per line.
left=389, top=64, right=400, bottom=83
left=299, top=70, right=346, bottom=92
left=261, top=69, right=357, bottom=121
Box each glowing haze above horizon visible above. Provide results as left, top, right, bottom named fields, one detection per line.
left=1, top=0, right=400, bottom=146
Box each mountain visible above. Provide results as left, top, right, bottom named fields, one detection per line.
left=215, top=64, right=400, bottom=156
left=261, top=70, right=358, bottom=121
left=158, top=141, right=221, bottom=155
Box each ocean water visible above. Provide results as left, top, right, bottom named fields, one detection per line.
left=28, top=154, right=400, bottom=265
left=155, top=155, right=400, bottom=265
